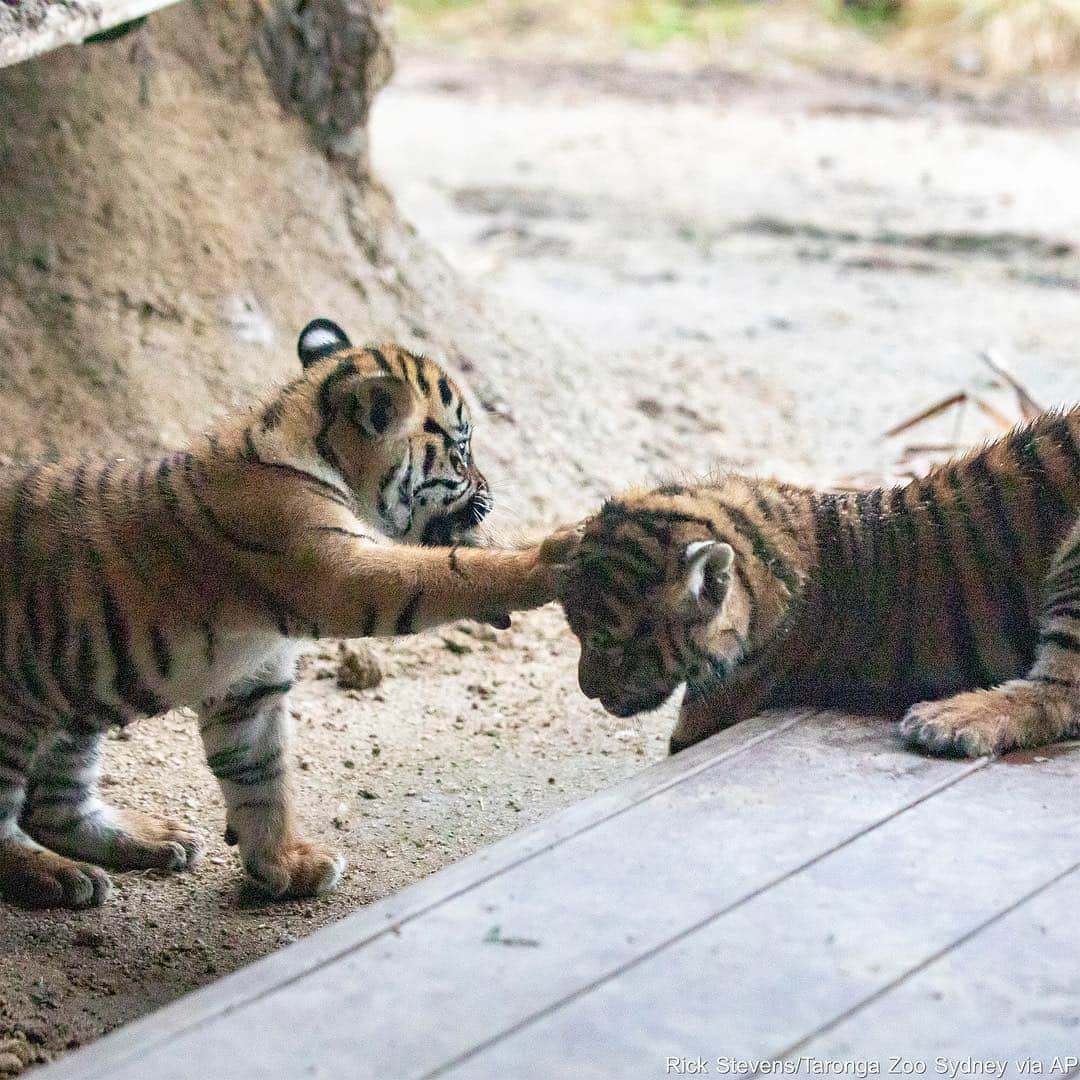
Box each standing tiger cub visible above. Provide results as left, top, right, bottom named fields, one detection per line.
left=557, top=408, right=1080, bottom=759
left=0, top=319, right=563, bottom=909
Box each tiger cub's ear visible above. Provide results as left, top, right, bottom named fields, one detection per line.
left=350, top=376, right=417, bottom=439
left=298, top=319, right=352, bottom=369
left=682, top=540, right=735, bottom=612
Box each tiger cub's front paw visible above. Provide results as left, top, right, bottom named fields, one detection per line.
left=538, top=521, right=585, bottom=566
left=899, top=683, right=1070, bottom=758
left=244, top=839, right=345, bottom=899
left=521, top=521, right=586, bottom=606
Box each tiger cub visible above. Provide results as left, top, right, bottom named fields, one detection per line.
left=557, top=408, right=1080, bottom=759
left=0, top=318, right=564, bottom=909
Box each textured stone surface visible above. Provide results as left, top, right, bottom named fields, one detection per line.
left=257, top=0, right=394, bottom=173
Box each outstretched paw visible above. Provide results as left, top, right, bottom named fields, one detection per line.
left=539, top=521, right=586, bottom=566
left=244, top=839, right=344, bottom=900
left=899, top=683, right=1070, bottom=758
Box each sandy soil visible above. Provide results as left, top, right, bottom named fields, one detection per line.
left=4, top=34, right=1080, bottom=1077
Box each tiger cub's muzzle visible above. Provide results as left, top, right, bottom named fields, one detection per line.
left=420, top=482, right=491, bottom=547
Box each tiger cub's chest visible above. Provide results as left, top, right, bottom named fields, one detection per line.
left=159, top=628, right=298, bottom=712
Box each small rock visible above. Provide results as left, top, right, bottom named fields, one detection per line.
left=71, top=929, right=106, bottom=948
left=17, top=1022, right=45, bottom=1047
left=336, top=642, right=382, bottom=691
left=0, top=1052, right=23, bottom=1076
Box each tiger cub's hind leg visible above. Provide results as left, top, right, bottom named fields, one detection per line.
left=0, top=715, right=111, bottom=909
left=22, top=727, right=203, bottom=873
left=901, top=519, right=1080, bottom=758
left=200, top=663, right=343, bottom=900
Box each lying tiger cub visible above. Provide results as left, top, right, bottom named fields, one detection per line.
left=558, top=408, right=1080, bottom=758
left=0, top=319, right=565, bottom=909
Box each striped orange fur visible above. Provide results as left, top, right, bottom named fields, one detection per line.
left=558, top=407, right=1080, bottom=758
left=0, top=319, right=563, bottom=909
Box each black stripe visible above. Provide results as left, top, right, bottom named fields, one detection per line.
left=376, top=463, right=400, bottom=522
left=306, top=525, right=377, bottom=541
left=1046, top=579, right=1080, bottom=609
left=209, top=748, right=284, bottom=787
left=920, top=481, right=993, bottom=687
left=147, top=459, right=195, bottom=566
left=368, top=384, right=392, bottom=434
left=411, top=355, right=430, bottom=394
left=101, top=587, right=163, bottom=715
left=261, top=400, right=285, bottom=431
left=15, top=621, right=54, bottom=709
left=213, top=681, right=293, bottom=723
left=618, top=505, right=716, bottom=536
left=181, top=455, right=285, bottom=556
left=713, top=499, right=800, bottom=595
left=754, top=491, right=797, bottom=537
left=438, top=375, right=453, bottom=406
left=1055, top=538, right=1080, bottom=575
left=946, top=467, right=1032, bottom=668
left=149, top=626, right=172, bottom=680
left=1010, top=427, right=1071, bottom=551
left=580, top=541, right=663, bottom=588
left=1047, top=606, right=1080, bottom=627
left=884, top=486, right=920, bottom=688
left=46, top=576, right=80, bottom=712
left=962, top=459, right=1036, bottom=664
left=75, top=624, right=128, bottom=727
left=394, top=589, right=424, bottom=635
left=29, top=790, right=89, bottom=810
left=314, top=356, right=357, bottom=472
left=811, top=492, right=846, bottom=576
left=424, top=417, right=452, bottom=442
left=1041, top=629, right=1080, bottom=653
left=225, top=680, right=292, bottom=710
left=1032, top=674, right=1079, bottom=688
left=821, top=488, right=888, bottom=683
left=369, top=348, right=393, bottom=375
left=242, top=429, right=353, bottom=508
left=0, top=747, right=28, bottom=778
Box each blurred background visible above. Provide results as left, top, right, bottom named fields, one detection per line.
left=374, top=0, right=1080, bottom=500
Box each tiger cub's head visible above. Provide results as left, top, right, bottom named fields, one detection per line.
left=558, top=491, right=753, bottom=718
left=292, top=319, right=490, bottom=545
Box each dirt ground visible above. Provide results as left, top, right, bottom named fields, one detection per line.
left=4, top=25, right=1080, bottom=1077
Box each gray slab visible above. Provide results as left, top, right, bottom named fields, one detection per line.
left=0, top=1, right=181, bottom=69
left=442, top=747, right=1080, bottom=1078
left=34, top=710, right=810, bottom=1079
left=36, top=714, right=1077, bottom=1080
left=802, top=863, right=1080, bottom=1064
left=39, top=711, right=981, bottom=1080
